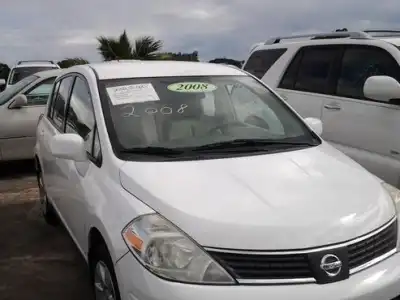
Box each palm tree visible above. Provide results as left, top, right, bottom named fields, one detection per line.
left=57, top=57, right=89, bottom=68
left=97, top=30, right=163, bottom=61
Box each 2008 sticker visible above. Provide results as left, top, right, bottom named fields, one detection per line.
left=167, top=82, right=217, bottom=93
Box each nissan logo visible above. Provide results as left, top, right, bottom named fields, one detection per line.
left=320, top=254, right=342, bottom=277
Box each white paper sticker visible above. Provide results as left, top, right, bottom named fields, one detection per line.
left=106, top=83, right=160, bottom=105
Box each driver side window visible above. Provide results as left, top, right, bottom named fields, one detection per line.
left=25, top=77, right=56, bottom=106
left=230, top=86, right=285, bottom=136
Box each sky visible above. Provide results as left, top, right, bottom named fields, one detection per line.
left=1, top=0, right=400, bottom=65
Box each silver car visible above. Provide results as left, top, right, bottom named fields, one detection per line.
left=0, top=69, right=63, bottom=161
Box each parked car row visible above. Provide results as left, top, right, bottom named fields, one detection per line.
left=28, top=58, right=400, bottom=300
left=2, top=29, right=400, bottom=299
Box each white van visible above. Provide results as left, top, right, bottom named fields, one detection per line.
left=243, top=29, right=400, bottom=187
left=0, top=60, right=60, bottom=90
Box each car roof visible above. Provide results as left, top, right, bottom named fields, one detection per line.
left=71, top=61, right=245, bottom=80
left=380, top=37, right=400, bottom=46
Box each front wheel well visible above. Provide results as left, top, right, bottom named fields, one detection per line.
left=34, top=155, right=41, bottom=173
left=88, top=227, right=107, bottom=263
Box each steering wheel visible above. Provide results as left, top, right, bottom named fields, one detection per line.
left=208, top=120, right=248, bottom=135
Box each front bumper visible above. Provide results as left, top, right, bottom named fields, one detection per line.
left=115, top=251, right=400, bottom=300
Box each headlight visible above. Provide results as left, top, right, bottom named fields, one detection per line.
left=122, top=213, right=236, bottom=284
left=382, top=182, right=400, bottom=212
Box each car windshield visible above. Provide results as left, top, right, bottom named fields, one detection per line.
left=0, top=75, right=38, bottom=105
left=99, top=75, right=320, bottom=158
left=9, top=66, right=57, bottom=85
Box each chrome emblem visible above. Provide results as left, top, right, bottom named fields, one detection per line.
left=320, top=254, right=342, bottom=277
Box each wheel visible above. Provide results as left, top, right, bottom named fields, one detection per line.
left=90, top=243, right=121, bottom=300
left=37, top=167, right=59, bottom=226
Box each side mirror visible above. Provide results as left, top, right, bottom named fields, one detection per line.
left=49, top=133, right=87, bottom=161
left=9, top=94, right=28, bottom=109
left=304, top=117, right=323, bottom=135
left=363, top=75, right=400, bottom=102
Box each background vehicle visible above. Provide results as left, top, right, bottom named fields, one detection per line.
left=0, top=60, right=60, bottom=90
left=0, top=69, right=62, bottom=161
left=243, top=29, right=400, bottom=187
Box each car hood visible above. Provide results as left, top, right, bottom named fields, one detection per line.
left=119, top=142, right=396, bottom=250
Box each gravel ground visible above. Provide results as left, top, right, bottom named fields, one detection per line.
left=0, top=160, right=94, bottom=300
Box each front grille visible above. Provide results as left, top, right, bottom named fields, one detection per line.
left=348, top=219, right=397, bottom=270
left=207, top=218, right=397, bottom=283
left=209, top=251, right=312, bottom=280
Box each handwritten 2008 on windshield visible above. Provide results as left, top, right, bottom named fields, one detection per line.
left=121, top=104, right=188, bottom=117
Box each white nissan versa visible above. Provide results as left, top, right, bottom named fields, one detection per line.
left=35, top=60, right=400, bottom=300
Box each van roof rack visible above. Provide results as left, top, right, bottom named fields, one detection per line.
left=17, top=60, right=55, bottom=65
left=363, top=29, right=400, bottom=37
left=265, top=31, right=370, bottom=45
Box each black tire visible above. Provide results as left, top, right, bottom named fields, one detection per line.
left=90, top=243, right=121, bottom=300
left=36, top=166, right=59, bottom=226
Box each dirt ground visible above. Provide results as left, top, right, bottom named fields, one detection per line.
left=0, top=160, right=94, bottom=300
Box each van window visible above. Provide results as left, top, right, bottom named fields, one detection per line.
left=243, top=49, right=287, bottom=79
left=279, top=46, right=340, bottom=94
left=336, top=45, right=400, bottom=100
left=8, top=66, right=58, bottom=85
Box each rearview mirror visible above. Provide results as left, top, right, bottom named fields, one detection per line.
left=0, top=79, right=5, bottom=86
left=49, top=133, right=87, bottom=161
left=363, top=76, right=400, bottom=102
left=304, top=117, right=323, bottom=135
left=9, top=94, right=28, bottom=109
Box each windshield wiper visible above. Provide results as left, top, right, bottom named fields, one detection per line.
left=120, top=146, right=188, bottom=157
left=190, top=139, right=317, bottom=152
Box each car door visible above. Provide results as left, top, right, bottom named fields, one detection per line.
left=39, top=75, right=75, bottom=217
left=56, top=75, right=100, bottom=249
left=320, top=44, right=400, bottom=186
left=0, top=77, right=55, bottom=160
left=275, top=45, right=343, bottom=119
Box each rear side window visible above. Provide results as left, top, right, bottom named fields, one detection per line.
left=243, top=48, right=287, bottom=79
left=49, top=76, right=75, bottom=130
left=279, top=46, right=340, bottom=94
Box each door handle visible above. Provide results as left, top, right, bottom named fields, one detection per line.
left=324, top=104, right=341, bottom=110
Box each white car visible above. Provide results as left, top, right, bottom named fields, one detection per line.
left=35, top=61, right=400, bottom=300
left=243, top=29, right=400, bottom=188
left=0, top=60, right=60, bottom=90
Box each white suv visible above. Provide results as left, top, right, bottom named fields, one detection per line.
left=0, top=60, right=60, bottom=90
left=243, top=29, right=400, bottom=187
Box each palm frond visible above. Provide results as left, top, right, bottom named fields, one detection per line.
left=97, top=36, right=119, bottom=61
left=132, top=36, right=163, bottom=60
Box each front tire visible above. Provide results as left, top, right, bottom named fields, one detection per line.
left=90, top=243, right=121, bottom=300
left=37, top=168, right=59, bottom=226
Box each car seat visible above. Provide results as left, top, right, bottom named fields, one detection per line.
left=162, top=93, right=211, bottom=142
